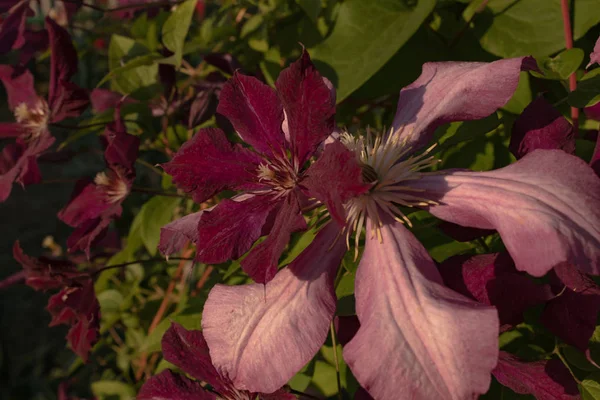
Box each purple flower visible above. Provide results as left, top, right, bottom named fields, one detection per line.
left=587, top=35, right=600, bottom=69
left=58, top=109, right=139, bottom=257
left=161, top=51, right=364, bottom=284
left=0, top=17, right=88, bottom=202
left=138, top=323, right=296, bottom=400
left=200, top=57, right=600, bottom=398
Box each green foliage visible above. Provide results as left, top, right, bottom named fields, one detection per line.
left=162, top=0, right=198, bottom=66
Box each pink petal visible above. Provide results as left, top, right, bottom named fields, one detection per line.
left=587, top=35, right=600, bottom=68
left=217, top=72, right=285, bottom=157
left=196, top=195, right=278, bottom=265
left=302, top=140, right=370, bottom=225
left=202, top=222, right=345, bottom=394
left=275, top=50, right=336, bottom=166
left=138, top=370, right=215, bottom=400
left=414, top=150, right=600, bottom=276
left=392, top=57, right=533, bottom=152
left=591, top=135, right=600, bottom=177
left=510, top=97, right=575, bottom=159
left=162, top=128, right=263, bottom=203
left=159, top=211, right=203, bottom=256
left=240, top=194, right=306, bottom=283
left=344, top=220, right=499, bottom=400
left=584, top=102, right=600, bottom=121
left=492, top=351, right=579, bottom=399
left=0, top=65, right=38, bottom=110
left=45, top=17, right=79, bottom=109
left=0, top=122, right=26, bottom=138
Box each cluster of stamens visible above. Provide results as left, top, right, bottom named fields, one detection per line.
left=94, top=170, right=130, bottom=203
left=340, top=128, right=440, bottom=257
left=13, top=99, right=50, bottom=140
left=256, top=155, right=298, bottom=198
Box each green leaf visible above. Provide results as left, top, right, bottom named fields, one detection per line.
left=296, top=0, right=321, bottom=23
left=108, top=35, right=158, bottom=94
left=97, top=290, right=125, bottom=314
left=569, top=69, right=600, bottom=107
left=138, top=196, right=181, bottom=255
left=580, top=372, right=600, bottom=400
left=240, top=14, right=264, bottom=38
left=161, top=0, right=198, bottom=66
left=97, top=53, right=162, bottom=88
left=533, top=48, right=585, bottom=81
left=590, top=326, right=600, bottom=365
left=91, top=381, right=135, bottom=400
left=310, top=0, right=436, bottom=102
left=475, top=0, right=600, bottom=58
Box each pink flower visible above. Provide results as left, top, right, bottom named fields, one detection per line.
left=0, top=17, right=88, bottom=202
left=58, top=109, right=139, bottom=257
left=200, top=57, right=600, bottom=399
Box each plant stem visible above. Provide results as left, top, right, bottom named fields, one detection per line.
left=63, top=0, right=184, bottom=13
left=560, top=0, right=579, bottom=135
left=476, top=237, right=491, bottom=253
left=135, top=159, right=164, bottom=177
left=131, top=186, right=188, bottom=198
left=554, top=343, right=581, bottom=383
left=330, top=321, right=343, bottom=400
left=91, top=257, right=194, bottom=276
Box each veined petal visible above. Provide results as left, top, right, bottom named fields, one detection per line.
left=58, top=184, right=114, bottom=227
left=49, top=80, right=89, bottom=122
left=587, top=35, right=600, bottom=68
left=217, top=72, right=285, bottom=157
left=241, top=194, right=306, bottom=283
left=0, top=122, right=26, bottom=137
left=0, top=0, right=29, bottom=54
left=275, top=50, right=336, bottom=166
left=344, top=220, right=498, bottom=400
left=46, top=17, right=79, bottom=109
left=0, top=65, right=38, bottom=110
left=509, top=97, right=574, bottom=159
left=159, top=211, right=203, bottom=256
left=162, top=128, right=263, bottom=203
left=392, top=57, right=532, bottom=152
left=103, top=109, right=139, bottom=172
left=196, top=195, right=278, bottom=264
left=413, top=150, right=600, bottom=276
left=138, top=370, right=215, bottom=400
left=202, top=222, right=345, bottom=394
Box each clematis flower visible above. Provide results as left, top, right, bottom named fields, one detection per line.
left=586, top=35, right=600, bottom=68
left=162, top=50, right=350, bottom=284
left=0, top=17, right=88, bottom=202
left=138, top=323, right=296, bottom=400
left=201, top=57, right=600, bottom=399
left=58, top=108, right=139, bottom=257
left=13, top=241, right=100, bottom=361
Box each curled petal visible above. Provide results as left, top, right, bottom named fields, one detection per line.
left=162, top=128, right=263, bottom=203
left=217, top=72, right=285, bottom=157
left=0, top=65, right=38, bottom=110
left=159, top=211, right=203, bottom=256
left=103, top=109, right=139, bottom=172
left=46, top=17, right=79, bottom=109
left=58, top=184, right=116, bottom=227
left=509, top=97, right=574, bottom=159
left=65, top=216, right=112, bottom=258
left=587, top=35, right=600, bottom=68
left=392, top=57, right=533, bottom=152
left=591, top=136, right=600, bottom=177
left=49, top=80, right=89, bottom=122
left=202, top=223, right=345, bottom=394
left=0, top=0, right=30, bottom=54
left=492, top=352, right=580, bottom=399
left=275, top=50, right=336, bottom=165
left=138, top=370, right=215, bottom=400
left=344, top=220, right=498, bottom=400
left=413, top=150, right=600, bottom=276
left=90, top=89, right=136, bottom=113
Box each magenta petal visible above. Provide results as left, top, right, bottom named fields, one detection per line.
left=0, top=0, right=29, bottom=54
left=159, top=211, right=203, bottom=256
left=303, top=140, right=370, bottom=225
left=587, top=35, right=600, bottom=68
left=414, top=150, right=600, bottom=276
left=196, top=195, right=278, bottom=264
left=392, top=57, right=532, bottom=152
left=0, top=65, right=38, bottom=110
left=161, top=323, right=227, bottom=392
left=275, top=50, right=336, bottom=165
left=90, top=89, right=134, bottom=113
left=492, top=352, right=579, bottom=399
left=45, top=17, right=79, bottom=109
left=58, top=184, right=114, bottom=227
left=439, top=253, right=553, bottom=330
left=0, top=122, right=26, bottom=137
left=103, top=110, right=139, bottom=171
left=510, top=97, right=574, bottom=159
left=240, top=195, right=306, bottom=283
left=202, top=222, right=345, bottom=394
left=49, top=80, right=89, bottom=122
left=217, top=72, right=285, bottom=157
left=344, top=220, right=498, bottom=400
left=138, top=370, right=215, bottom=400
left=162, top=128, right=263, bottom=203
left=591, top=136, right=600, bottom=177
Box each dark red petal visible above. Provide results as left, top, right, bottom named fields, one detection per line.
left=217, top=72, right=285, bottom=157
left=90, top=89, right=136, bottom=113
left=303, top=140, right=369, bottom=225
left=0, top=0, right=30, bottom=54
left=58, top=184, right=114, bottom=227
left=334, top=315, right=360, bottom=346
left=138, top=370, right=214, bottom=400
left=439, top=253, right=553, bottom=329
left=240, top=194, right=307, bottom=283
left=492, top=352, right=580, bottom=399
left=275, top=50, right=336, bottom=165
left=591, top=136, right=600, bottom=177
left=510, top=97, right=575, bottom=159
left=203, top=53, right=242, bottom=75
left=0, top=65, right=38, bottom=110
left=196, top=196, right=278, bottom=264
left=49, top=80, right=89, bottom=122
left=65, top=216, right=112, bottom=258
left=161, top=323, right=227, bottom=393
left=162, top=128, right=263, bottom=203
left=103, top=109, right=139, bottom=172
left=45, top=17, right=79, bottom=109
left=18, top=29, right=49, bottom=66
left=0, top=122, right=26, bottom=138
left=159, top=211, right=203, bottom=256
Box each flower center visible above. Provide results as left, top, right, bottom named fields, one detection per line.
left=94, top=170, right=130, bottom=203
left=14, top=99, right=50, bottom=140
left=256, top=157, right=298, bottom=197
left=341, top=129, right=440, bottom=257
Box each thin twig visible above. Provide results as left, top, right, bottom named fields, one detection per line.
left=330, top=322, right=343, bottom=400
left=135, top=159, right=164, bottom=177
left=554, top=342, right=581, bottom=383
left=131, top=187, right=189, bottom=198
left=560, top=0, right=579, bottom=135
left=91, top=257, right=193, bottom=276
left=62, top=0, right=184, bottom=13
